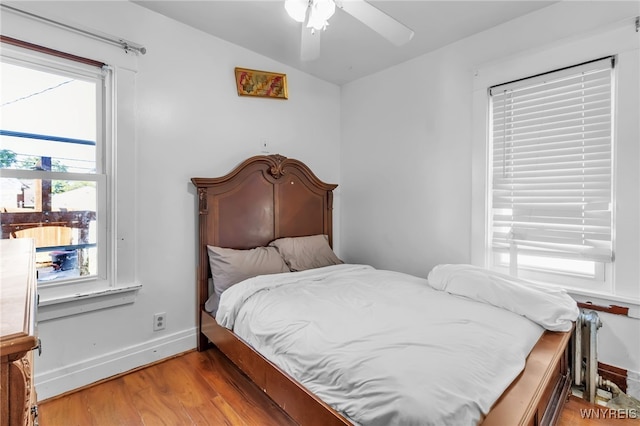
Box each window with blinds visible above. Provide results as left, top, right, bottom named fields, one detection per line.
left=488, top=57, right=614, bottom=280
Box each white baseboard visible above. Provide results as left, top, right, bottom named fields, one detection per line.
left=34, top=327, right=197, bottom=401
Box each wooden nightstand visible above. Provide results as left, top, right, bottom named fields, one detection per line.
left=1, top=239, right=39, bottom=426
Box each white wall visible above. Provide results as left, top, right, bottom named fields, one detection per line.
left=1, top=1, right=341, bottom=399
left=341, top=46, right=472, bottom=278
left=341, top=1, right=640, bottom=396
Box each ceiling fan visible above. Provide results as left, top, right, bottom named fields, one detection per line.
left=284, top=0, right=415, bottom=61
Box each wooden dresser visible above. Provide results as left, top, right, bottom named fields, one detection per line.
left=1, top=239, right=39, bottom=426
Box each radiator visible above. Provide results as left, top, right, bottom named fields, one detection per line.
left=572, top=310, right=602, bottom=402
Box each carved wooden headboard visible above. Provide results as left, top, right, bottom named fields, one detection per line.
left=191, top=154, right=337, bottom=313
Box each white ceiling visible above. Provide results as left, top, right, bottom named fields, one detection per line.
left=133, top=1, right=556, bottom=85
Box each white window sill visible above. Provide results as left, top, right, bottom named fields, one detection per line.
left=490, top=266, right=640, bottom=318
left=38, top=284, right=141, bottom=321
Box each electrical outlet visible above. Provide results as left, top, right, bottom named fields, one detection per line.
left=153, top=312, right=166, bottom=331
left=260, top=138, right=269, bottom=153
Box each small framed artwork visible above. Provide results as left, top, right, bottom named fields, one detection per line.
left=234, top=67, right=288, bottom=99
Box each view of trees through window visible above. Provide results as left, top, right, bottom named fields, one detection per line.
left=0, top=57, right=101, bottom=284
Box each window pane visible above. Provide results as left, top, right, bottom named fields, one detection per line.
left=1, top=60, right=97, bottom=175
left=495, top=252, right=596, bottom=277
left=1, top=57, right=101, bottom=285
left=37, top=246, right=97, bottom=283
left=0, top=133, right=96, bottom=173
left=1, top=177, right=98, bottom=282
left=0, top=61, right=97, bottom=142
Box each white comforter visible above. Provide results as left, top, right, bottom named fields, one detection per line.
left=217, top=264, right=578, bottom=425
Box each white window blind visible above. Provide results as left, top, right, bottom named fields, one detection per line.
left=489, top=57, right=614, bottom=264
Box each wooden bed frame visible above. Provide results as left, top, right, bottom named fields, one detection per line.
left=192, top=154, right=572, bottom=426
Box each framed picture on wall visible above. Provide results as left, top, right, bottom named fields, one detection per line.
left=234, top=67, right=288, bottom=99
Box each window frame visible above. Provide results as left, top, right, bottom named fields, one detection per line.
left=470, top=20, right=639, bottom=306
left=485, top=57, right=615, bottom=291
left=1, top=52, right=109, bottom=286
left=0, top=40, right=140, bottom=320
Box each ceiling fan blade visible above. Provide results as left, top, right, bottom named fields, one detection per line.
left=338, top=0, right=414, bottom=46
left=300, top=26, right=321, bottom=61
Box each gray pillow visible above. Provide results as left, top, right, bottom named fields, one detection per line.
left=206, top=245, right=290, bottom=314
left=269, top=234, right=343, bottom=272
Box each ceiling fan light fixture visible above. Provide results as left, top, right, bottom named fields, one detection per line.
left=307, top=0, right=335, bottom=31
left=292, top=0, right=414, bottom=62
left=284, top=0, right=308, bottom=23
left=285, top=0, right=336, bottom=31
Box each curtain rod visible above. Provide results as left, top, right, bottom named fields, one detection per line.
left=1, top=4, right=146, bottom=55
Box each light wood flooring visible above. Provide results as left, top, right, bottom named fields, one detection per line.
left=38, top=349, right=296, bottom=426
left=38, top=348, right=638, bottom=425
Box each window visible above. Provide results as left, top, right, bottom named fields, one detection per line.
left=1, top=43, right=107, bottom=286
left=0, top=34, right=139, bottom=320
left=487, top=57, right=614, bottom=287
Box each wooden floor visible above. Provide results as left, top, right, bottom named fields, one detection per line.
left=38, top=348, right=638, bottom=425
left=559, top=395, right=640, bottom=426
left=38, top=349, right=296, bottom=426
